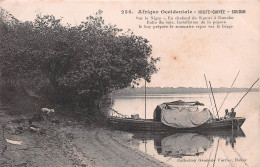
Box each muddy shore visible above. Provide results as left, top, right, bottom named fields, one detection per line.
left=0, top=108, right=170, bottom=167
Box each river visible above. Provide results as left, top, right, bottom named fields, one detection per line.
left=112, top=92, right=260, bottom=167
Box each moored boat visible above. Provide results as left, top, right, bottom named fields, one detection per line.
left=108, top=76, right=260, bottom=132
left=109, top=116, right=245, bottom=132
left=109, top=100, right=246, bottom=132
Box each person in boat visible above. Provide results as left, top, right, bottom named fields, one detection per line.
left=224, top=109, right=230, bottom=119
left=230, top=108, right=236, bottom=119
left=230, top=108, right=239, bottom=129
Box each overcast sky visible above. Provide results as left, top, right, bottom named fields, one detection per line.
left=1, top=0, right=259, bottom=88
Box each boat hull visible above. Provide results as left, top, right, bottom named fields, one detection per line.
left=109, top=117, right=246, bottom=132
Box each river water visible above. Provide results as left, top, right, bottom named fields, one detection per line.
left=112, top=92, right=260, bottom=167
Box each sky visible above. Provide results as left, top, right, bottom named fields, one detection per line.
left=1, top=0, right=260, bottom=88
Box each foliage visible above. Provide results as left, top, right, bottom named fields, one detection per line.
left=0, top=8, right=159, bottom=108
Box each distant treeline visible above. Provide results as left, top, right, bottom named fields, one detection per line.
left=114, top=87, right=259, bottom=96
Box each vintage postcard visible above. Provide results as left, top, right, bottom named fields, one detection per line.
left=0, top=0, right=259, bottom=167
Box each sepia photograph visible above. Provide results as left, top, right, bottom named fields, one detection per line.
left=0, top=0, right=259, bottom=167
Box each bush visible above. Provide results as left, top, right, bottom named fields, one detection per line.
left=0, top=8, right=159, bottom=117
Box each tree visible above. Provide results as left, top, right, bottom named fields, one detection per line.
left=0, top=8, right=159, bottom=109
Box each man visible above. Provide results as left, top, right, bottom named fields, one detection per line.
left=230, top=108, right=239, bottom=129
left=230, top=108, right=236, bottom=119
left=224, top=109, right=230, bottom=119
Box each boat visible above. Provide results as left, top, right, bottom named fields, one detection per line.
left=109, top=100, right=246, bottom=132
left=109, top=76, right=259, bottom=132
left=109, top=116, right=245, bottom=132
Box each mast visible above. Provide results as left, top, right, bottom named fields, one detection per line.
left=204, top=74, right=214, bottom=115
left=209, top=81, right=219, bottom=119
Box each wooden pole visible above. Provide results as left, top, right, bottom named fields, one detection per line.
left=204, top=74, right=213, bottom=106
left=145, top=80, right=147, bottom=119
left=233, top=78, right=259, bottom=109
left=218, top=71, right=240, bottom=113
left=204, top=74, right=214, bottom=115
left=209, top=81, right=219, bottom=119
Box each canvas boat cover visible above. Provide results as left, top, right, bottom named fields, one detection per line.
left=154, top=100, right=212, bottom=128
left=161, top=133, right=213, bottom=157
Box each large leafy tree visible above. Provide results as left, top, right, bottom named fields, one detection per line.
left=0, top=9, right=159, bottom=108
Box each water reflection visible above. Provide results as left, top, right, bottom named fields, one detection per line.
left=114, top=93, right=258, bottom=166
left=157, top=133, right=213, bottom=158
left=132, top=129, right=245, bottom=158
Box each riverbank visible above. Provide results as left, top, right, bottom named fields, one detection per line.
left=0, top=107, right=170, bottom=167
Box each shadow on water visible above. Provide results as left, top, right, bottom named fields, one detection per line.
left=131, top=129, right=245, bottom=158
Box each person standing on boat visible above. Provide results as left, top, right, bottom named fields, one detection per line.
left=230, top=108, right=236, bottom=119
left=230, top=108, right=239, bottom=129
left=224, top=109, right=230, bottom=119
